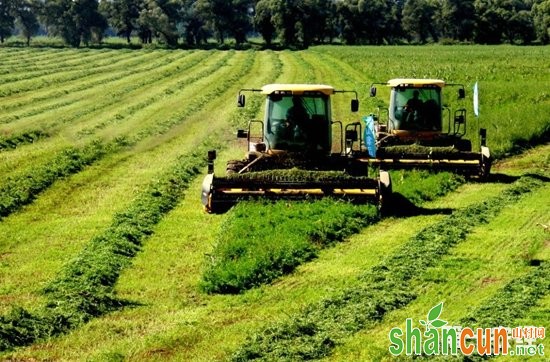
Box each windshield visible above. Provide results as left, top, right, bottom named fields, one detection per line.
left=391, top=87, right=442, bottom=131
left=265, top=94, right=331, bottom=153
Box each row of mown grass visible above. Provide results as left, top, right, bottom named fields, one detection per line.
left=0, top=50, right=173, bottom=118
left=231, top=174, right=547, bottom=360
left=0, top=50, right=157, bottom=98
left=0, top=51, right=252, bottom=221
left=0, top=49, right=287, bottom=359
left=0, top=138, right=221, bottom=351
left=0, top=50, right=253, bottom=309
left=0, top=51, right=223, bottom=181
left=0, top=49, right=276, bottom=348
left=0, top=49, right=127, bottom=84
left=72, top=50, right=230, bottom=137
left=0, top=138, right=126, bottom=220
left=0, top=48, right=93, bottom=69
left=325, top=147, right=549, bottom=360
left=0, top=50, right=193, bottom=130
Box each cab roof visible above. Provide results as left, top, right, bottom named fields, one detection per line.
left=387, top=79, right=445, bottom=88
left=261, top=84, right=335, bottom=96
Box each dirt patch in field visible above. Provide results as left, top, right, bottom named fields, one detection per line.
left=480, top=276, right=500, bottom=286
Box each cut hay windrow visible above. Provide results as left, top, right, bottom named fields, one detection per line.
left=0, top=51, right=254, bottom=222
left=0, top=138, right=124, bottom=221
left=0, top=50, right=283, bottom=351
left=231, top=174, right=547, bottom=361
left=0, top=130, right=48, bottom=151
left=0, top=49, right=131, bottom=85
left=0, top=139, right=220, bottom=352
left=75, top=50, right=230, bottom=137
left=0, top=51, right=166, bottom=98
left=0, top=50, right=205, bottom=139
left=0, top=50, right=176, bottom=119
left=461, top=259, right=550, bottom=330
left=378, top=144, right=460, bottom=158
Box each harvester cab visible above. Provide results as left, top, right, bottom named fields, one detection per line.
left=365, top=79, right=491, bottom=178
left=236, top=84, right=358, bottom=156
left=201, top=84, right=391, bottom=213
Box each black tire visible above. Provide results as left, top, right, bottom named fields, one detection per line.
left=479, top=156, right=492, bottom=180
left=455, top=139, right=472, bottom=152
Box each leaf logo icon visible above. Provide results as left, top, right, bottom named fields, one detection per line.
left=420, top=302, right=447, bottom=331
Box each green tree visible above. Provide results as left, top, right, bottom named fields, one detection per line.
left=475, top=0, right=534, bottom=44
left=42, top=0, right=107, bottom=47
left=101, top=0, right=142, bottom=43
left=301, top=0, right=337, bottom=45
left=402, top=0, right=438, bottom=43
left=269, top=0, right=299, bottom=46
left=254, top=0, right=276, bottom=46
left=138, top=0, right=179, bottom=46
left=438, top=0, right=475, bottom=41
left=507, top=7, right=535, bottom=43
left=181, top=0, right=207, bottom=46
left=0, top=0, right=15, bottom=42
left=195, top=0, right=252, bottom=44
left=338, top=0, right=391, bottom=45
left=15, top=0, right=40, bottom=45
left=532, top=0, right=550, bottom=43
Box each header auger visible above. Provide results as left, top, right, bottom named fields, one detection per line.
left=201, top=84, right=391, bottom=213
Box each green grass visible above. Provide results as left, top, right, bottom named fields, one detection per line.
left=231, top=174, right=547, bottom=361
left=0, top=46, right=548, bottom=360
left=201, top=199, right=379, bottom=294
left=327, top=179, right=550, bottom=361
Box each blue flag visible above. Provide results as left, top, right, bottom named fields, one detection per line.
left=362, top=115, right=377, bottom=158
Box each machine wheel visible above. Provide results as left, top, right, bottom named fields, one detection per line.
left=479, top=146, right=492, bottom=180
left=479, top=156, right=492, bottom=180
left=226, top=160, right=246, bottom=175
left=455, top=139, right=472, bottom=152
left=377, top=170, right=392, bottom=214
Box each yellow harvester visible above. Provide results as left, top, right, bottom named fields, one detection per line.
left=201, top=84, right=391, bottom=213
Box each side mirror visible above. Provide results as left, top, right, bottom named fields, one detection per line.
left=237, top=129, right=248, bottom=138
left=351, top=99, right=359, bottom=112
left=370, top=86, right=377, bottom=97
left=458, top=88, right=465, bottom=99
left=237, top=94, right=246, bottom=107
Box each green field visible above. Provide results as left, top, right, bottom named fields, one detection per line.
left=0, top=45, right=549, bottom=361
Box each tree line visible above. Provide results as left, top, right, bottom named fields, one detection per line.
left=0, top=0, right=549, bottom=48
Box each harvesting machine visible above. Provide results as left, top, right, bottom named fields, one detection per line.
left=362, top=79, right=491, bottom=178
left=201, top=84, right=391, bottom=213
